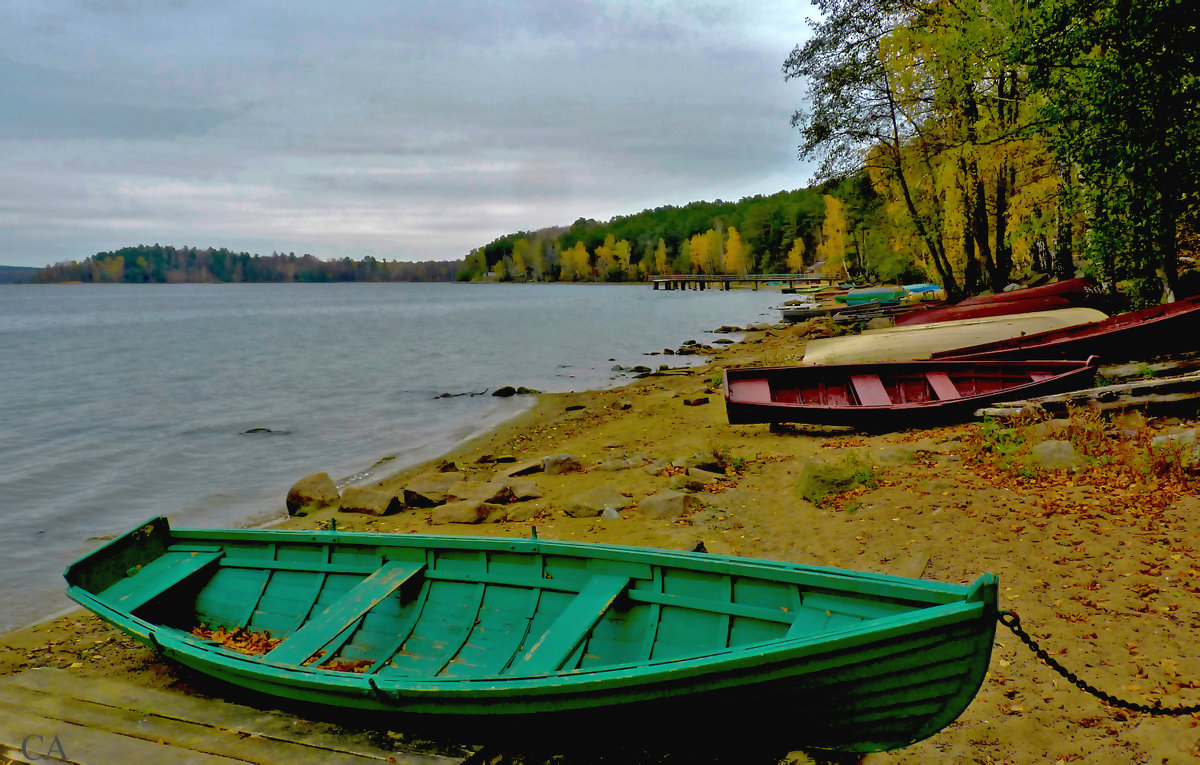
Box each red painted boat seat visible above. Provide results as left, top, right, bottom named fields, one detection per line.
left=1029, top=372, right=1053, bottom=382
left=850, top=374, right=892, bottom=406
left=925, top=372, right=962, bottom=400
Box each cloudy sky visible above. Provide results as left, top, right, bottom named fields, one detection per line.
left=1, top=1, right=816, bottom=268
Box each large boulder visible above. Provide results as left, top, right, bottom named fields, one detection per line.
left=637, top=490, right=701, bottom=520
left=506, top=459, right=545, bottom=477
left=564, top=486, right=629, bottom=518
left=542, top=454, right=584, bottom=475
left=449, top=480, right=512, bottom=505
left=504, top=478, right=544, bottom=502
left=430, top=500, right=504, bottom=525
left=403, top=472, right=465, bottom=507
left=1031, top=440, right=1083, bottom=471
left=285, top=472, right=341, bottom=517
left=687, top=467, right=725, bottom=483
left=450, top=477, right=544, bottom=506
left=339, top=485, right=402, bottom=516
left=674, top=453, right=726, bottom=474
left=593, top=454, right=650, bottom=472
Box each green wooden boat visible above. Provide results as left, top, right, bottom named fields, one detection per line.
left=65, top=518, right=998, bottom=753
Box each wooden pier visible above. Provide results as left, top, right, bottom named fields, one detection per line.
left=648, top=274, right=833, bottom=291
left=0, top=668, right=472, bottom=764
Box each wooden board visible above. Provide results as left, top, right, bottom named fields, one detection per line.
left=974, top=371, right=1200, bottom=418
left=0, top=668, right=470, bottom=765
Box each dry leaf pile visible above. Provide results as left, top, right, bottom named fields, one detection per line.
left=191, top=625, right=281, bottom=656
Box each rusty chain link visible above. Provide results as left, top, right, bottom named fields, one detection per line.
left=998, top=611, right=1200, bottom=716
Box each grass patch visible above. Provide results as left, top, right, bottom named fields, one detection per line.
left=798, top=453, right=878, bottom=508
left=963, top=408, right=1200, bottom=517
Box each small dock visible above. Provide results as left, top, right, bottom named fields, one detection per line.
left=0, top=668, right=472, bottom=764
left=649, top=274, right=832, bottom=291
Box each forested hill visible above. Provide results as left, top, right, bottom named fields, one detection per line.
left=32, top=245, right=463, bottom=284
left=466, top=178, right=915, bottom=284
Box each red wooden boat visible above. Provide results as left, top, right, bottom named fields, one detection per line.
left=932, top=296, right=1200, bottom=362
left=722, top=357, right=1099, bottom=430
left=896, top=278, right=1090, bottom=327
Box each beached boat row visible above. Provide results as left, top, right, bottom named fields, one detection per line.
left=734, top=279, right=1200, bottom=430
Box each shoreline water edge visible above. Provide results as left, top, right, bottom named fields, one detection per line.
left=3, top=315, right=1199, bottom=763
left=0, top=282, right=783, bottom=632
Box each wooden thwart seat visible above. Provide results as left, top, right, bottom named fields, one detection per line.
left=850, top=374, right=892, bottom=406
left=728, top=378, right=771, bottom=403
left=925, top=371, right=962, bottom=400
left=514, top=575, right=630, bottom=675
left=266, top=561, right=426, bottom=665
left=98, top=550, right=223, bottom=612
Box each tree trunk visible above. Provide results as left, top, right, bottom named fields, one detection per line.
left=990, top=70, right=1016, bottom=292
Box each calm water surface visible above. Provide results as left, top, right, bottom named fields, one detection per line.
left=0, top=282, right=781, bottom=630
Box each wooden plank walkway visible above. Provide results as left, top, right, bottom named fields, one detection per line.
left=648, top=274, right=833, bottom=291
left=0, top=668, right=471, bottom=765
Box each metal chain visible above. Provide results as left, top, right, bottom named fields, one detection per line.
left=998, top=611, right=1200, bottom=716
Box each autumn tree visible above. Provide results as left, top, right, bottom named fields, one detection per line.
left=723, top=227, right=749, bottom=274
left=593, top=234, right=617, bottom=279
left=786, top=0, right=962, bottom=299
left=614, top=239, right=633, bottom=279
left=785, top=238, right=807, bottom=273
left=688, top=231, right=713, bottom=274
left=511, top=238, right=530, bottom=281
left=653, top=238, right=669, bottom=274
left=816, top=196, right=850, bottom=279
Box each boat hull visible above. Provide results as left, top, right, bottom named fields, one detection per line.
left=723, top=358, right=1099, bottom=429
left=896, top=278, right=1090, bottom=326
left=933, top=296, right=1200, bottom=361
left=65, top=519, right=998, bottom=753
left=802, top=308, right=1107, bottom=365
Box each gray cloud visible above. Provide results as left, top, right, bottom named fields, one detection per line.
left=0, top=0, right=815, bottom=267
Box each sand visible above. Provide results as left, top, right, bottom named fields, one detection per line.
left=3, top=319, right=1198, bottom=763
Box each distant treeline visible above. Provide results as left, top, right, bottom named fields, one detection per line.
left=33, top=245, right=463, bottom=284
left=0, top=266, right=38, bottom=284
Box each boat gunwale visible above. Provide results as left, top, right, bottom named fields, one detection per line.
left=931, top=294, right=1200, bottom=361
left=158, top=527, right=974, bottom=603
left=98, top=592, right=991, bottom=694
left=723, top=358, right=1098, bottom=411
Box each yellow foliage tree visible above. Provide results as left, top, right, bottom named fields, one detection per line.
left=723, top=227, right=748, bottom=274
left=560, top=241, right=591, bottom=281
left=594, top=234, right=616, bottom=279
left=688, top=231, right=711, bottom=273
left=614, top=239, right=632, bottom=277
left=816, top=196, right=849, bottom=279
left=653, top=238, right=669, bottom=274
left=572, top=242, right=592, bottom=280
left=511, top=238, right=529, bottom=281
left=785, top=238, right=806, bottom=273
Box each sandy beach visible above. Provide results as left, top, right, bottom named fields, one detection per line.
left=3, top=319, right=1198, bottom=763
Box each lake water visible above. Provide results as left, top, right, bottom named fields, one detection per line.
left=0, top=282, right=781, bottom=631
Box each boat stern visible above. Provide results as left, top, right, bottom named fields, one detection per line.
left=63, top=516, right=174, bottom=596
